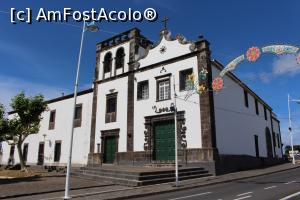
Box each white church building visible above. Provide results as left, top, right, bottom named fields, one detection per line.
left=0, top=28, right=283, bottom=174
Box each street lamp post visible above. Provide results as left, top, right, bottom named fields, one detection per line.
left=64, top=21, right=98, bottom=200
left=287, top=94, right=300, bottom=166
left=172, top=75, right=179, bottom=187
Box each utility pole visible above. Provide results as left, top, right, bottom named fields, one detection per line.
left=287, top=94, right=300, bottom=165
left=173, top=75, right=179, bottom=187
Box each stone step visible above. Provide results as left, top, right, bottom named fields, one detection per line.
left=73, top=168, right=209, bottom=181
left=72, top=166, right=212, bottom=186
left=81, top=166, right=205, bottom=176
left=72, top=170, right=212, bottom=187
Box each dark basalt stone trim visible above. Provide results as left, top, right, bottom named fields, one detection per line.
left=101, top=129, right=120, bottom=164
left=154, top=73, right=172, bottom=80
left=196, top=38, right=218, bottom=161
left=126, top=29, right=140, bottom=152
left=96, top=27, right=152, bottom=53
left=8, top=88, right=93, bottom=115
left=89, top=52, right=101, bottom=154
left=143, top=111, right=186, bottom=163
left=46, top=88, right=93, bottom=104
left=94, top=50, right=202, bottom=85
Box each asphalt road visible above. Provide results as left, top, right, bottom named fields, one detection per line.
left=129, top=167, right=300, bottom=200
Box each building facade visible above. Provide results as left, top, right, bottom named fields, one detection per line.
left=0, top=28, right=283, bottom=174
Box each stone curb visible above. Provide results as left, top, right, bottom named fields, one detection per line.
left=87, top=164, right=300, bottom=200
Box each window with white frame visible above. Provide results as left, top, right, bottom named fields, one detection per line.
left=157, top=79, right=171, bottom=101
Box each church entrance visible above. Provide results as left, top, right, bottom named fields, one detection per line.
left=153, top=121, right=175, bottom=161
left=101, top=129, right=119, bottom=164
left=104, top=136, right=116, bottom=163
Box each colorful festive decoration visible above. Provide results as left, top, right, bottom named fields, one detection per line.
left=212, top=77, right=223, bottom=92
left=187, top=73, right=195, bottom=82
left=220, top=55, right=245, bottom=77
left=246, top=47, right=261, bottom=62
left=297, top=54, right=300, bottom=64
left=262, top=45, right=299, bottom=55
left=197, top=84, right=206, bottom=94
left=199, top=68, right=208, bottom=81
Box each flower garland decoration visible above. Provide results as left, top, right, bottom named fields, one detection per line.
left=199, top=68, right=208, bottom=81
left=212, top=77, right=224, bottom=92
left=197, top=84, right=206, bottom=94
left=297, top=53, right=300, bottom=64
left=246, top=47, right=261, bottom=62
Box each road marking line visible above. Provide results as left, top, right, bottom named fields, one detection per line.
left=264, top=185, right=277, bottom=190
left=284, top=181, right=296, bottom=185
left=280, top=191, right=300, bottom=200
left=167, top=192, right=212, bottom=200
left=237, top=192, right=253, bottom=196
left=232, top=195, right=252, bottom=200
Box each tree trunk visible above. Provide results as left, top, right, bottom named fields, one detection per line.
left=17, top=141, right=26, bottom=171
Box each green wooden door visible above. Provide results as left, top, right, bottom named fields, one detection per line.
left=104, top=137, right=116, bottom=163
left=154, top=121, right=175, bottom=161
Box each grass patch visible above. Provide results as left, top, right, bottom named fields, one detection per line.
left=0, top=169, right=62, bottom=178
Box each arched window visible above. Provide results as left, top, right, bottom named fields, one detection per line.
left=115, top=48, right=125, bottom=69
left=103, top=52, right=112, bottom=73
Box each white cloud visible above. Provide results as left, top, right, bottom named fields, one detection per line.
left=0, top=75, right=68, bottom=112
left=272, top=54, right=300, bottom=76
left=258, top=72, right=272, bottom=83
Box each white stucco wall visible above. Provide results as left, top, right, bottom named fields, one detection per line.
left=134, top=56, right=202, bottom=151
left=212, top=64, right=282, bottom=158
left=138, top=37, right=192, bottom=68
left=1, top=91, right=93, bottom=166
left=94, top=77, right=128, bottom=153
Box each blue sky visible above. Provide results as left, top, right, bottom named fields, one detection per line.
left=0, top=0, right=300, bottom=146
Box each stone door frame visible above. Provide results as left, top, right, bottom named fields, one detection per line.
left=143, top=111, right=187, bottom=163
left=101, top=128, right=120, bottom=164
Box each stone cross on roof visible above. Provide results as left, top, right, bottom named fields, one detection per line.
left=161, top=17, right=169, bottom=30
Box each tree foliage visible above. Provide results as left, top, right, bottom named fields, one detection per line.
left=0, top=92, right=47, bottom=170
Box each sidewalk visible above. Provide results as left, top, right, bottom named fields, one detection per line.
left=1, top=163, right=298, bottom=200
left=68, top=162, right=300, bottom=200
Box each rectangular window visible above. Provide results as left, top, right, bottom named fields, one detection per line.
left=105, top=93, right=117, bottom=123
left=54, top=141, right=61, bottom=162
left=277, top=134, right=280, bottom=148
left=179, top=68, right=193, bottom=91
left=264, top=107, right=268, bottom=120
left=8, top=145, right=15, bottom=165
left=255, top=99, right=259, bottom=115
left=23, top=143, right=29, bottom=163
left=272, top=131, right=276, bottom=150
left=254, top=135, right=259, bottom=158
left=157, top=79, right=171, bottom=101
left=244, top=90, right=249, bottom=108
left=37, top=142, right=44, bottom=165
left=49, top=110, right=56, bottom=130
left=137, top=80, right=149, bottom=100
left=74, top=104, right=82, bottom=128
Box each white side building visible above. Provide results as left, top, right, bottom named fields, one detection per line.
left=1, top=89, right=93, bottom=167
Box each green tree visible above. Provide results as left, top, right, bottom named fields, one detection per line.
left=0, top=92, right=47, bottom=171
left=285, top=145, right=292, bottom=155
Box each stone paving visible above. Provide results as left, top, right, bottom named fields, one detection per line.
left=0, top=175, right=129, bottom=200
left=0, top=163, right=299, bottom=200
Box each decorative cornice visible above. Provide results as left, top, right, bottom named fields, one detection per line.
left=136, top=29, right=197, bottom=63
